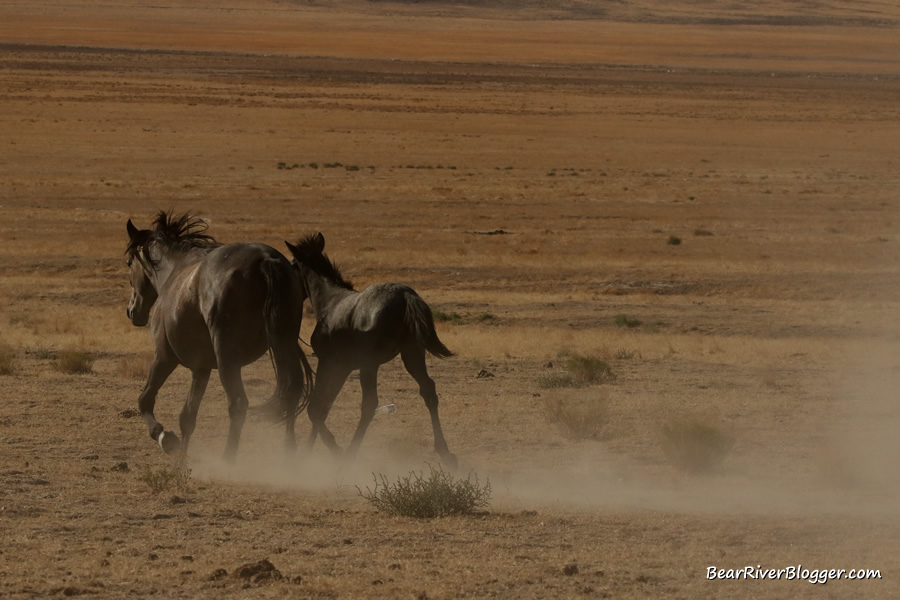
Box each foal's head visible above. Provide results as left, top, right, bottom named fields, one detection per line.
left=285, top=232, right=354, bottom=291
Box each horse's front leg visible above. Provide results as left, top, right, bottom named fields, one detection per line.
left=346, top=366, right=379, bottom=460
left=306, top=360, right=351, bottom=458
left=138, top=355, right=179, bottom=454
left=178, top=368, right=211, bottom=457
left=218, top=363, right=249, bottom=464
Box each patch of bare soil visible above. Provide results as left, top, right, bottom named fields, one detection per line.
left=1, top=1, right=899, bottom=598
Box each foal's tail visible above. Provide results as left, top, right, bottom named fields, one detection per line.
left=258, top=259, right=314, bottom=421
left=406, top=294, right=454, bottom=359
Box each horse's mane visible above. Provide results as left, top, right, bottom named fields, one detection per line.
left=291, top=233, right=354, bottom=290
left=127, top=211, right=220, bottom=260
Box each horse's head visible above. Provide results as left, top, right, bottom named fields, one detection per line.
left=125, top=219, right=159, bottom=327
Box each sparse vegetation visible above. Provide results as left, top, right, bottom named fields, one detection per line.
left=359, top=465, right=491, bottom=518
left=432, top=309, right=464, bottom=325
left=661, top=419, right=734, bottom=474
left=53, top=350, right=94, bottom=374
left=615, top=314, right=642, bottom=328
left=539, top=352, right=615, bottom=388
left=138, top=464, right=192, bottom=494
left=543, top=396, right=607, bottom=440
left=667, top=235, right=682, bottom=246
left=0, top=345, right=17, bottom=375
left=117, top=352, right=152, bottom=380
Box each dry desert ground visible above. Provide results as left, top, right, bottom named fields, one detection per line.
left=1, top=1, right=899, bottom=598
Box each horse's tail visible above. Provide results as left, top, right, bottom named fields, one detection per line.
left=257, top=259, right=314, bottom=421
left=406, top=293, right=454, bottom=359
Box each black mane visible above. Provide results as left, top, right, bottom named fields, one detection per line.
left=291, top=233, right=354, bottom=290
left=127, top=211, right=220, bottom=260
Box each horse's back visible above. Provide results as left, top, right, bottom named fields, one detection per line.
left=199, top=243, right=303, bottom=364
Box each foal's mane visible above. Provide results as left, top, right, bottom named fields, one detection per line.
left=127, top=211, right=220, bottom=259
left=291, top=233, right=354, bottom=290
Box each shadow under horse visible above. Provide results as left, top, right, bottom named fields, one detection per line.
left=285, top=232, right=457, bottom=468
left=125, top=211, right=313, bottom=461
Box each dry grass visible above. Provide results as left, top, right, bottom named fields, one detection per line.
left=0, top=345, right=16, bottom=376
left=660, top=418, right=735, bottom=474
left=53, top=349, right=95, bottom=374
left=543, top=395, right=608, bottom=441
left=117, top=352, right=153, bottom=380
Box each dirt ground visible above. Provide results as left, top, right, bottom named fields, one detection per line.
left=1, top=1, right=899, bottom=598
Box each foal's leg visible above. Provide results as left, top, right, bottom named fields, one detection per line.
left=401, top=347, right=457, bottom=468
left=306, top=359, right=351, bottom=457
left=346, top=366, right=379, bottom=460
left=217, top=362, right=250, bottom=463
left=138, top=355, right=179, bottom=453
left=178, top=368, right=211, bottom=457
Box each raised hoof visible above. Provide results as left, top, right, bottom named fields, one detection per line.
left=158, top=430, right=182, bottom=454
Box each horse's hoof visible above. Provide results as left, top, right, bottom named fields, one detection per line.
left=158, top=431, right=182, bottom=454
left=441, top=452, right=459, bottom=470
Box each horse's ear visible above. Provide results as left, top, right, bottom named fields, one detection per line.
left=284, top=241, right=298, bottom=256
left=314, top=232, right=325, bottom=251
left=127, top=219, right=139, bottom=240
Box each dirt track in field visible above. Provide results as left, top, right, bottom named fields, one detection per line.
left=1, top=1, right=899, bottom=598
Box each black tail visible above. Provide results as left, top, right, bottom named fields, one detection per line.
left=406, top=295, right=454, bottom=359
left=256, top=259, right=314, bottom=421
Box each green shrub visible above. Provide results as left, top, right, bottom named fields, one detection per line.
left=661, top=419, right=734, bottom=474
left=54, top=350, right=94, bottom=374
left=358, top=465, right=491, bottom=518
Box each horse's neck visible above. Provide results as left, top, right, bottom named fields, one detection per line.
left=304, top=270, right=354, bottom=317
left=151, top=250, right=201, bottom=291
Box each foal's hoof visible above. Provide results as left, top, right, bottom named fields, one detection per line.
left=157, top=430, right=182, bottom=455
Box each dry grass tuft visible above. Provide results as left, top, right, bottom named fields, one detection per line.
left=117, top=352, right=153, bottom=380
left=53, top=349, right=95, bottom=374
left=358, top=464, right=491, bottom=518
left=0, top=345, right=17, bottom=375
left=661, top=418, right=734, bottom=474
left=543, top=396, right=607, bottom=441
left=539, top=352, right=615, bottom=389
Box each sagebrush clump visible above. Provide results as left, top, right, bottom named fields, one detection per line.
left=359, top=465, right=491, bottom=518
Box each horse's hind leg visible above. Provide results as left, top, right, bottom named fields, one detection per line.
left=138, top=355, right=179, bottom=454
left=217, top=363, right=249, bottom=463
left=178, top=368, right=211, bottom=457
left=346, top=366, right=379, bottom=460
left=401, top=347, right=457, bottom=468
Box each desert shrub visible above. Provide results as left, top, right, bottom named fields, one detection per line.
left=614, top=314, right=642, bottom=328
left=117, top=353, right=152, bottom=380
left=538, top=352, right=615, bottom=389
left=54, top=350, right=94, bottom=374
left=0, top=345, right=17, bottom=375
left=667, top=235, right=682, bottom=246
left=358, top=465, right=491, bottom=518
left=432, top=309, right=464, bottom=325
left=661, top=419, right=734, bottom=474
left=566, top=354, right=615, bottom=384
left=138, top=465, right=192, bottom=494
left=544, top=396, right=607, bottom=440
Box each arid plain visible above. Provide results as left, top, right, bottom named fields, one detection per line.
left=1, top=1, right=899, bottom=598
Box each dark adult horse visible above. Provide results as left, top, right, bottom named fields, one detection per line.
left=285, top=233, right=457, bottom=467
left=125, top=211, right=312, bottom=461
